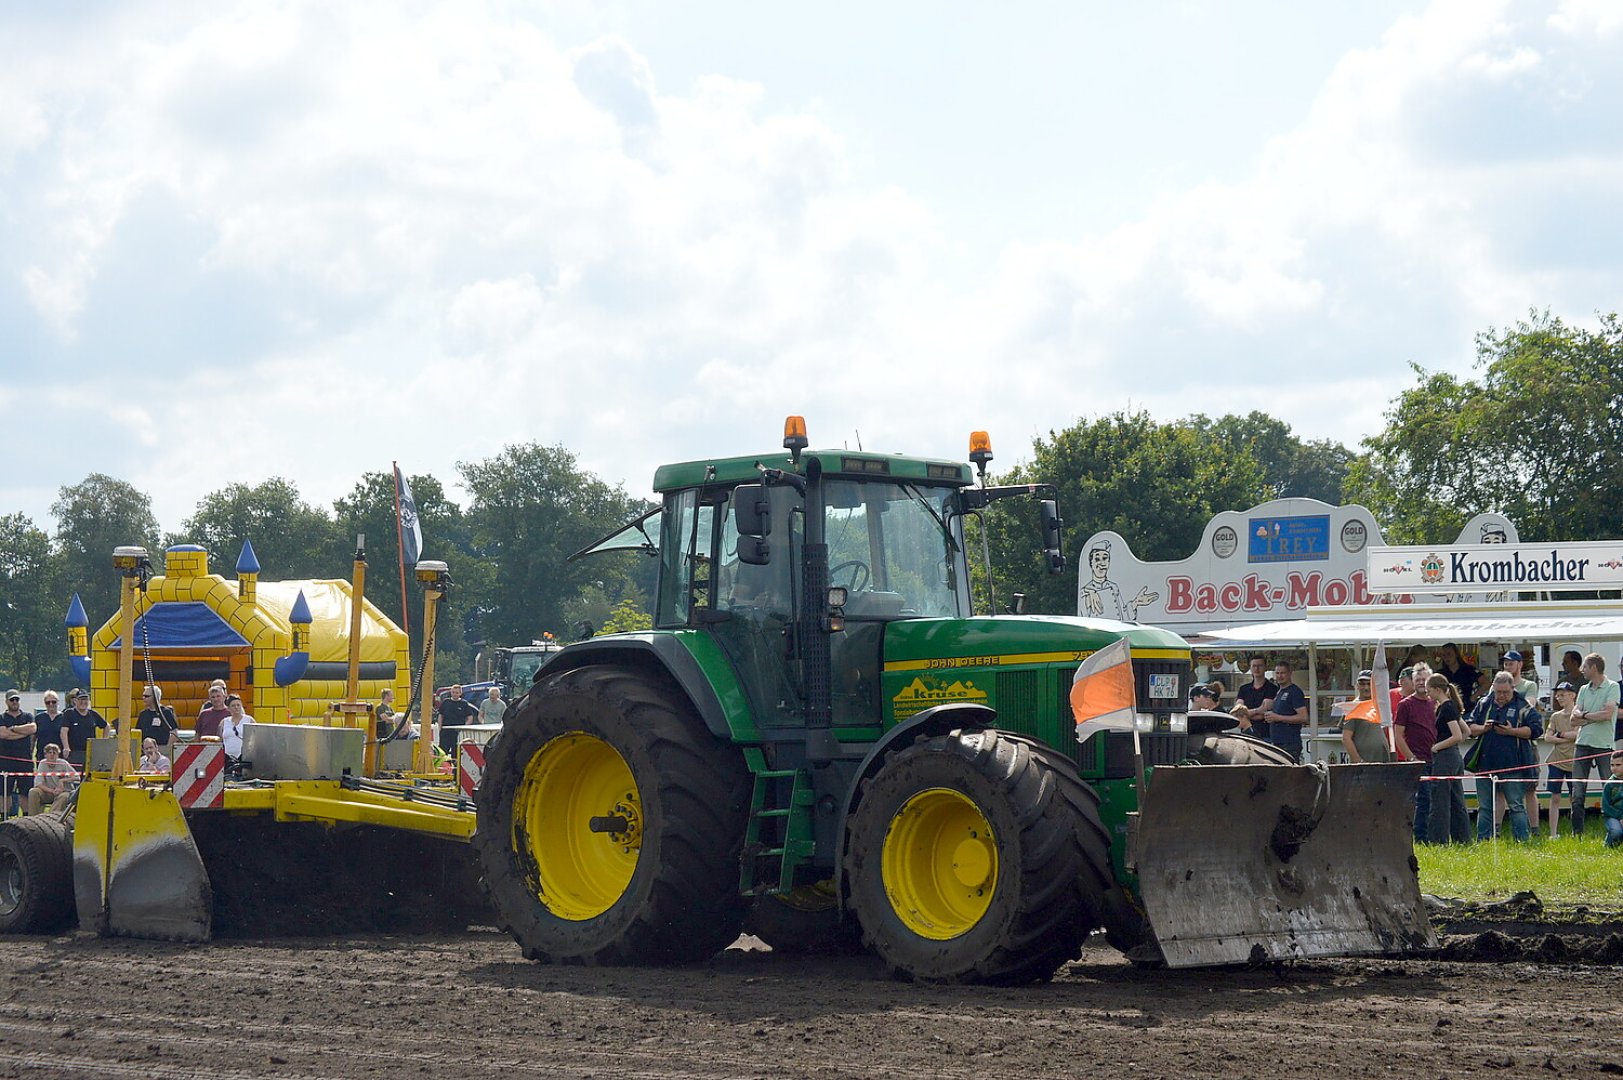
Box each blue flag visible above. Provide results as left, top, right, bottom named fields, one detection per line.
left=395, top=463, right=422, bottom=568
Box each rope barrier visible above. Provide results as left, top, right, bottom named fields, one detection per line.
left=1419, top=744, right=1617, bottom=781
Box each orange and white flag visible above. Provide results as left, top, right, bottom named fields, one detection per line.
left=1071, top=637, right=1137, bottom=739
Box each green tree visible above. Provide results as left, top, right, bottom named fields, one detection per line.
left=976, top=411, right=1274, bottom=615
left=597, top=597, right=653, bottom=635
left=1192, top=412, right=1354, bottom=504
left=51, top=474, right=161, bottom=622
left=0, top=514, right=68, bottom=689
left=1345, top=310, right=1623, bottom=543
left=176, top=478, right=344, bottom=579
left=459, top=443, right=651, bottom=647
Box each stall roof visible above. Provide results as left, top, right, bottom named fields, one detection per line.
left=1190, top=600, right=1623, bottom=648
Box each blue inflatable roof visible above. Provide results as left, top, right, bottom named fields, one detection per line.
left=237, top=539, right=261, bottom=575
left=109, top=602, right=249, bottom=650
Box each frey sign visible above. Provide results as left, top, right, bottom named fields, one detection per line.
left=1076, top=499, right=1519, bottom=632
left=1367, top=541, right=1623, bottom=594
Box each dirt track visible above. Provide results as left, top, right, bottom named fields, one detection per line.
left=4, top=928, right=1623, bottom=1079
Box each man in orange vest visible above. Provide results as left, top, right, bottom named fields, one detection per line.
left=1340, top=670, right=1392, bottom=763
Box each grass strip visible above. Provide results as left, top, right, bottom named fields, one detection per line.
left=1418, top=834, right=1623, bottom=907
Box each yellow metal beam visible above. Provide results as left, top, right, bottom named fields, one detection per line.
left=273, top=790, right=474, bottom=840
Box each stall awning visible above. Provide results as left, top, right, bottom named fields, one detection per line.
left=1190, top=600, right=1623, bottom=648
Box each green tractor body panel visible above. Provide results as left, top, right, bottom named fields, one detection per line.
left=876, top=615, right=1188, bottom=753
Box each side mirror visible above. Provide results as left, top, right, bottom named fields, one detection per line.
left=1007, top=593, right=1027, bottom=616
left=738, top=536, right=770, bottom=566
left=1041, top=500, right=1064, bottom=575
left=733, top=483, right=771, bottom=538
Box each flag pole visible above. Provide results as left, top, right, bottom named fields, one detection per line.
left=393, top=462, right=411, bottom=635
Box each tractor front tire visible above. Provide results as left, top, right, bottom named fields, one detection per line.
left=844, top=728, right=1112, bottom=984
left=474, top=665, right=752, bottom=965
left=0, top=814, right=75, bottom=935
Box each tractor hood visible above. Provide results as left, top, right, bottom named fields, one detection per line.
left=880, top=614, right=1188, bottom=668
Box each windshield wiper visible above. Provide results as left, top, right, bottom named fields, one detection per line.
left=901, top=483, right=960, bottom=553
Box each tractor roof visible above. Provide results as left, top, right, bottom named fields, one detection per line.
left=653, top=449, right=974, bottom=493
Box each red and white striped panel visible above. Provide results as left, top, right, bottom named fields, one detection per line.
left=458, top=742, right=486, bottom=799
left=172, top=743, right=227, bottom=809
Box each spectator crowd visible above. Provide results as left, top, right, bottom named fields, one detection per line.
left=1212, top=645, right=1623, bottom=846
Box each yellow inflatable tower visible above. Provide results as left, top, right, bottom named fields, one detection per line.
left=78, top=543, right=411, bottom=730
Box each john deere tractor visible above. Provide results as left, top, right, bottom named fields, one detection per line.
left=472, top=420, right=1431, bottom=983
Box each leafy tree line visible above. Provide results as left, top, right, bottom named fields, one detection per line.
left=2, top=310, right=1617, bottom=685
left=0, top=445, right=653, bottom=690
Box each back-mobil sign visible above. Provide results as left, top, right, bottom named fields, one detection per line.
left=1077, top=499, right=1519, bottom=632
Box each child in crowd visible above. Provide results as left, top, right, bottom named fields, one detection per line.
left=1604, top=752, right=1623, bottom=849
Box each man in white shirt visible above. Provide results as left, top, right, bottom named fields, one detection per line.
left=27, top=743, right=78, bottom=815
left=1569, top=652, right=1620, bottom=836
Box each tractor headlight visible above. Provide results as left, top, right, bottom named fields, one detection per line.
left=1133, top=713, right=1155, bottom=732
left=1168, top=712, right=1188, bottom=734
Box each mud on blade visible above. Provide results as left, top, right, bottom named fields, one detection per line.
left=1130, top=762, right=1436, bottom=968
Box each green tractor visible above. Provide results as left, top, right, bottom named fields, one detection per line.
left=473, top=420, right=1433, bottom=983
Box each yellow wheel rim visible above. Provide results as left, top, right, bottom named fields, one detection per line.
left=513, top=731, right=641, bottom=921
left=880, top=787, right=998, bottom=940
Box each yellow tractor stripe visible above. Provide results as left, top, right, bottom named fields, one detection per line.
left=884, top=647, right=1187, bottom=672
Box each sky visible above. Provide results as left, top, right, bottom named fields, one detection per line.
left=3, top=0, right=1622, bottom=537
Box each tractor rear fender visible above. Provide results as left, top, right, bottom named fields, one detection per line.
left=534, top=632, right=752, bottom=741
left=830, top=702, right=998, bottom=903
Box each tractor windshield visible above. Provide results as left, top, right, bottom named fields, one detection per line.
left=508, top=650, right=555, bottom=690
left=823, top=479, right=966, bottom=619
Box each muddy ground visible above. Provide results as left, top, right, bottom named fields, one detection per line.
left=4, top=916, right=1623, bottom=1080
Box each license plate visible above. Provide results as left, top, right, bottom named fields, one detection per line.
left=1148, top=674, right=1180, bottom=700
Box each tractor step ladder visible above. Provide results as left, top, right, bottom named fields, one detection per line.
left=739, top=749, right=816, bottom=896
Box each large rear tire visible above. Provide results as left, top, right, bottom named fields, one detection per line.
left=0, top=815, right=75, bottom=934
left=844, top=729, right=1112, bottom=984
left=473, top=665, right=753, bottom=965
left=1101, top=732, right=1299, bottom=963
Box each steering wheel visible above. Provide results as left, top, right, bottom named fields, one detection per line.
left=829, top=559, right=870, bottom=593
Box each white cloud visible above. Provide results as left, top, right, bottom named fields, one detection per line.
left=2, top=0, right=1622, bottom=533
left=1549, top=0, right=1623, bottom=37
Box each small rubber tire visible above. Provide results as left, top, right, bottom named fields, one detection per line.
left=0, top=815, right=75, bottom=934
left=474, top=664, right=753, bottom=965
left=844, top=728, right=1112, bottom=984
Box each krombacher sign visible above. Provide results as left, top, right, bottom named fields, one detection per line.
left=1367, top=542, right=1623, bottom=593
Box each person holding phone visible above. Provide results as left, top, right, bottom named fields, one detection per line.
left=1467, top=671, right=1543, bottom=841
